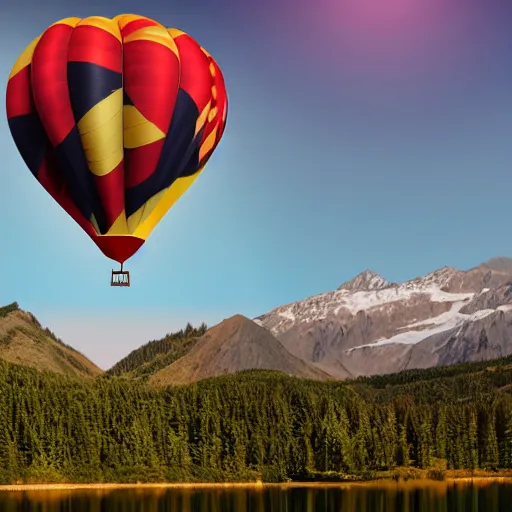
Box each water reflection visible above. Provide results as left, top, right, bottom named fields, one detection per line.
left=0, top=480, right=511, bottom=512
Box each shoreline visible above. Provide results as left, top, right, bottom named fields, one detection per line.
left=2, top=476, right=512, bottom=492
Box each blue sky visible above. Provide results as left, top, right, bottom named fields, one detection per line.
left=1, top=0, right=512, bottom=369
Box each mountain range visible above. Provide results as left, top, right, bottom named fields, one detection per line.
left=254, top=257, right=512, bottom=378
left=2, top=257, right=512, bottom=383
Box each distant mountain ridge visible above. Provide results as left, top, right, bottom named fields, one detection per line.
left=255, top=257, right=512, bottom=379
left=481, top=257, right=512, bottom=272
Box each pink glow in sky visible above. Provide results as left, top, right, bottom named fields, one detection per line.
left=335, top=0, right=472, bottom=61
left=338, top=0, right=438, bottom=33
left=299, top=0, right=489, bottom=82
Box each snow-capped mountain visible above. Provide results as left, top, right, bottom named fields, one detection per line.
left=337, top=269, right=391, bottom=292
left=254, top=258, right=512, bottom=379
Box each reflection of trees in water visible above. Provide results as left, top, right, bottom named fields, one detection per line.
left=0, top=484, right=510, bottom=512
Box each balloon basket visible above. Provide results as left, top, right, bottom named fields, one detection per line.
left=111, top=263, right=130, bottom=287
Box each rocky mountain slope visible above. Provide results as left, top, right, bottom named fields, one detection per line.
left=254, top=258, right=512, bottom=379
left=149, top=315, right=330, bottom=387
left=0, top=302, right=102, bottom=379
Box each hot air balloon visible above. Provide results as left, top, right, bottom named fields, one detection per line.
left=6, top=14, right=228, bottom=286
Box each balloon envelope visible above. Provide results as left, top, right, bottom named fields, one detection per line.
left=6, top=14, right=228, bottom=263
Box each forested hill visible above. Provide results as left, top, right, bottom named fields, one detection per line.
left=1, top=354, right=512, bottom=484
left=106, top=322, right=207, bottom=379
left=353, top=353, right=512, bottom=389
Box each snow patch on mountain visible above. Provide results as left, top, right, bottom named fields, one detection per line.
left=258, top=281, right=474, bottom=335
left=278, top=307, right=296, bottom=322
left=349, top=301, right=496, bottom=351
left=253, top=259, right=512, bottom=379
left=406, top=266, right=460, bottom=290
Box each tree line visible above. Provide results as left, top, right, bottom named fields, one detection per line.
left=0, top=356, right=512, bottom=484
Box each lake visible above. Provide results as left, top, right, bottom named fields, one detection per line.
left=0, top=480, right=511, bottom=511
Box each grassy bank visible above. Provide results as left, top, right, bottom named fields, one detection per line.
left=1, top=471, right=512, bottom=493
left=2, top=466, right=512, bottom=489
